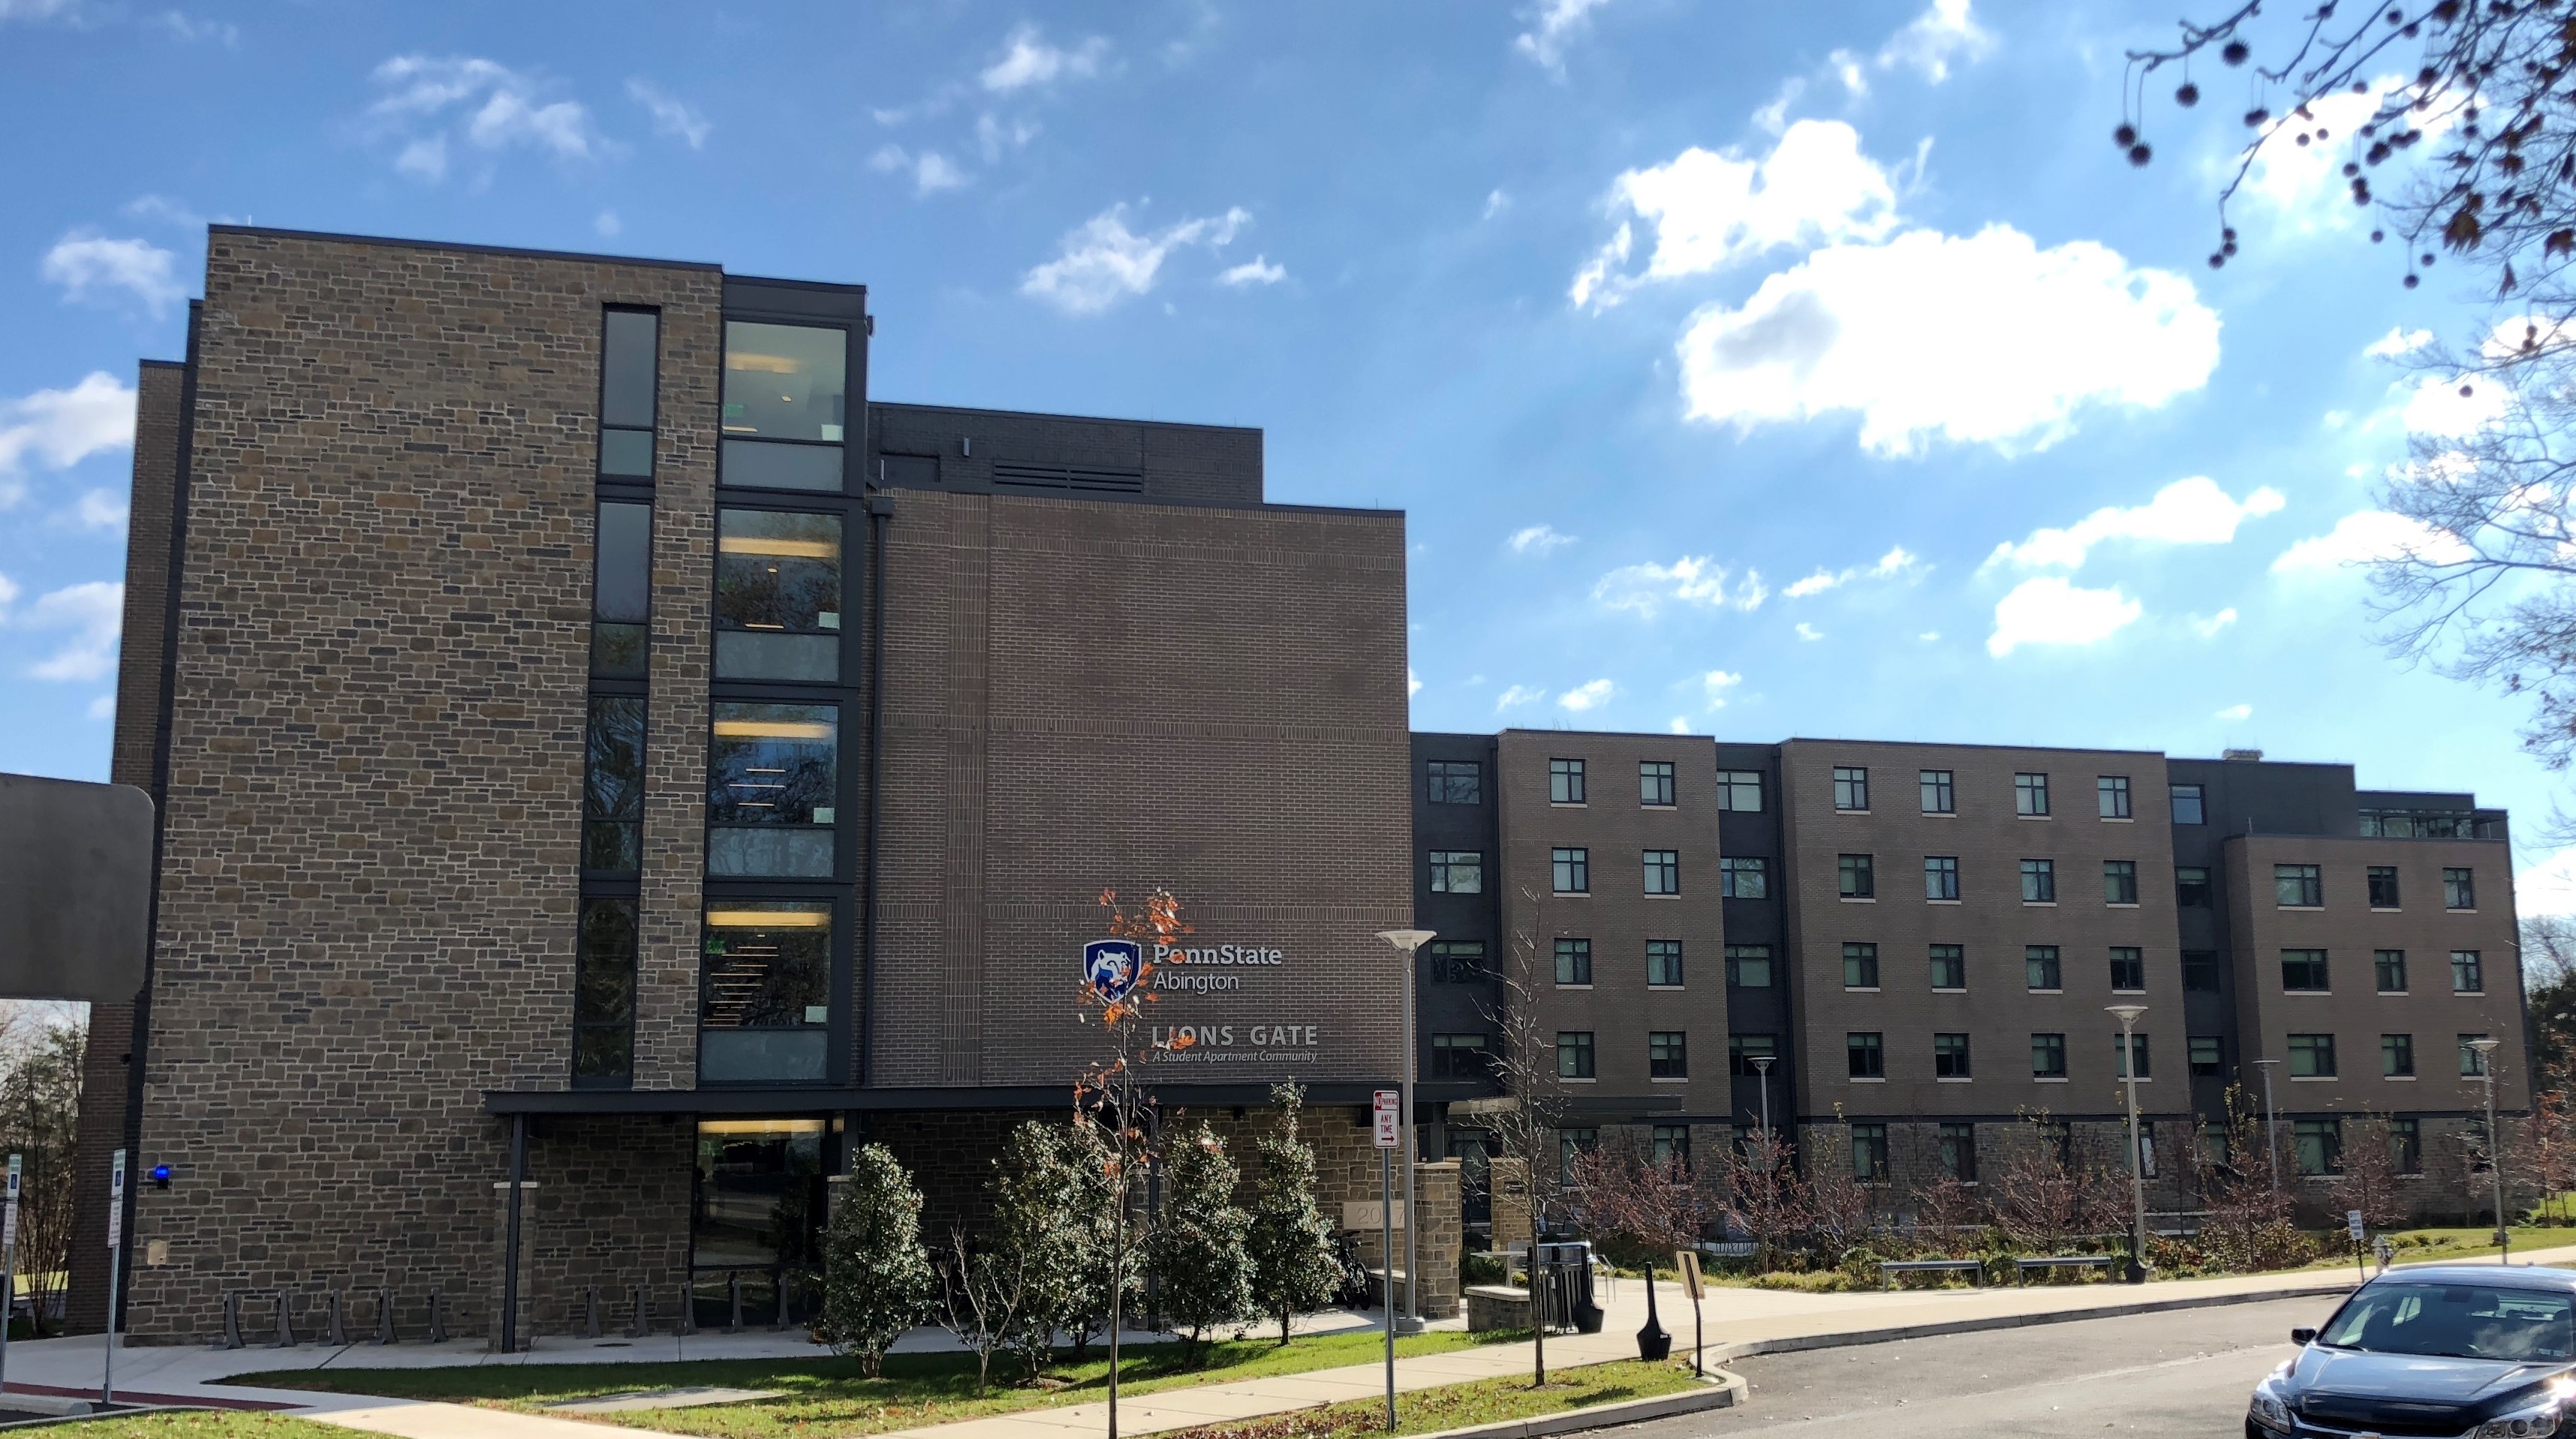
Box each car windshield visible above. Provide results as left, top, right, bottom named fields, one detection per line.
left=2319, top=1284, right=2576, bottom=1362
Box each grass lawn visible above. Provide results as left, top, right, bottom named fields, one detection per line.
left=1161, top=1359, right=1708, bottom=1439
left=2295, top=1224, right=2576, bottom=1274
left=38, top=1416, right=352, bottom=1438
left=229, top=1328, right=1523, bottom=1438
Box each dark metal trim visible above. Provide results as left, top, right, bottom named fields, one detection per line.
left=858, top=492, right=891, bottom=1085
left=483, top=1080, right=1392, bottom=1116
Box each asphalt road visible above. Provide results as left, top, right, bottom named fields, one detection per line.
left=1635, top=1293, right=2355, bottom=1437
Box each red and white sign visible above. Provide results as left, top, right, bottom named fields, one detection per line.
left=1372, top=1089, right=1401, bottom=1148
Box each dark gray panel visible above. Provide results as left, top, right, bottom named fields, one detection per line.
left=0, top=772, right=154, bottom=1002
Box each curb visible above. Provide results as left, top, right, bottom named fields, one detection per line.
left=1405, top=1371, right=1746, bottom=1439
left=1705, top=1279, right=2358, bottom=1362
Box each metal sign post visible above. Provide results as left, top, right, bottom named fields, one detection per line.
left=1676, top=1251, right=1705, bottom=1377
left=2348, top=1209, right=2367, bottom=1285
left=103, top=1149, right=124, bottom=1407
left=1373, top=1088, right=1398, bottom=1432
left=0, top=1153, right=20, bottom=1395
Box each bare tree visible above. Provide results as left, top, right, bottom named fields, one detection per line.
left=0, top=1010, right=85, bottom=1335
left=1566, top=1136, right=1711, bottom=1259
left=1714, top=1130, right=1808, bottom=1272
left=2195, top=1087, right=2300, bottom=1272
left=2332, top=1113, right=2414, bottom=1232
left=1992, top=1112, right=2126, bottom=1257
left=1475, top=885, right=1574, bottom=1239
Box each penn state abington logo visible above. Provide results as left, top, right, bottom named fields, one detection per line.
left=1085, top=939, right=1142, bottom=1002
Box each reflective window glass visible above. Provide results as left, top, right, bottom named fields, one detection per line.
left=706, top=703, right=838, bottom=878
left=591, top=502, right=652, bottom=678
left=700, top=903, right=832, bottom=1082
left=573, top=897, right=637, bottom=1083
left=715, top=509, right=843, bottom=682
left=722, top=321, right=848, bottom=491
left=582, top=696, right=646, bottom=872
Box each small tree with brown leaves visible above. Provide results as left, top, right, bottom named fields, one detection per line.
left=1717, top=1129, right=1807, bottom=1273
left=2196, top=1087, right=2301, bottom=1272
left=2332, top=1113, right=2413, bottom=1233
left=1567, top=1134, right=1711, bottom=1262
left=1994, top=1113, right=2126, bottom=1258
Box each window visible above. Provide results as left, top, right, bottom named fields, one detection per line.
left=1720, top=856, right=1768, bottom=899
left=2020, top=858, right=2056, bottom=903
left=699, top=901, right=832, bottom=1082
left=1651, top=1125, right=1691, bottom=1170
left=1929, top=944, right=1966, bottom=991
left=1557, top=1128, right=1598, bottom=1179
left=573, top=897, right=639, bottom=1084
left=2098, top=775, right=2132, bottom=818
left=2391, top=1118, right=2423, bottom=1175
left=1555, top=1031, right=1596, bottom=1079
left=2451, top=950, right=2485, bottom=995
left=2294, top=1118, right=2343, bottom=1176
left=1846, top=1031, right=1884, bottom=1078
left=1833, top=766, right=1870, bottom=811
left=1431, top=1034, right=1491, bottom=1080
left=1934, top=1032, right=1972, bottom=1079
left=1553, top=938, right=1593, bottom=986
left=2170, top=783, right=2206, bottom=825
left=2445, top=867, right=2477, bottom=910
left=2275, top=863, right=2323, bottom=908
left=1920, top=769, right=1955, bottom=814
left=2375, top=950, right=2409, bottom=993
left=1639, top=760, right=1676, bottom=807
left=2103, top=860, right=2138, bottom=905
left=706, top=702, right=838, bottom=878
left=2026, top=945, right=2063, bottom=991
left=1551, top=847, right=1589, bottom=894
left=2367, top=866, right=2401, bottom=908
left=2289, top=1032, right=2337, bottom=1078
left=1428, top=941, right=1490, bottom=984
left=721, top=321, right=848, bottom=492
left=582, top=695, right=647, bottom=872
left=1843, top=942, right=1880, bottom=989
left=2109, top=947, right=2145, bottom=992
left=1642, top=849, right=1681, bottom=895
left=2461, top=1034, right=2493, bottom=1076
left=2176, top=866, right=2211, bottom=907
left=1548, top=758, right=1586, bottom=804
left=2031, top=1032, right=2068, bottom=1077
left=1426, top=760, right=1482, bottom=804
left=1924, top=855, right=1961, bottom=901
left=590, top=502, right=652, bottom=679
left=1647, top=939, right=1685, bottom=989
left=599, top=307, right=659, bottom=480
left=1729, top=1033, right=1779, bottom=1076
left=715, top=508, right=844, bottom=682
left=1648, top=1031, right=1689, bottom=1079
left=2015, top=772, right=2051, bottom=817
left=1724, top=944, right=1773, bottom=988
left=1716, top=769, right=1763, bottom=811
left=1851, top=1122, right=1890, bottom=1182
left=1939, top=1123, right=1978, bottom=1182
left=2281, top=950, right=2330, bottom=992
left=2189, top=1037, right=2222, bottom=1077
left=2183, top=951, right=2220, bottom=992
left=1428, top=850, right=1484, bottom=894
left=2382, top=1033, right=2415, bottom=1077
left=1838, top=853, right=1875, bottom=899
left=2116, top=1032, right=2151, bottom=1079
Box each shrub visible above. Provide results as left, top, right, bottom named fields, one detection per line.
left=1147, top=1122, right=1255, bottom=1365
left=1245, top=1085, right=1341, bottom=1346
left=815, top=1143, right=934, bottom=1377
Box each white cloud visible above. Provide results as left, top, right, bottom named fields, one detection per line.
left=914, top=152, right=967, bottom=194
left=1496, top=683, right=1545, bottom=712
left=1795, top=622, right=1824, bottom=642
left=1572, top=120, right=1898, bottom=309
left=1874, top=0, right=1994, bottom=84
left=366, top=56, right=608, bottom=182
left=2191, top=607, right=2239, bottom=637
left=626, top=78, right=709, bottom=149
left=1783, top=543, right=1924, bottom=598
left=594, top=210, right=620, bottom=237
left=41, top=233, right=182, bottom=315
left=1668, top=715, right=1690, bottom=734
left=23, top=580, right=122, bottom=682
left=1408, top=667, right=1422, bottom=698
left=1987, top=576, right=2142, bottom=657
left=1591, top=556, right=1767, bottom=617
left=2214, top=703, right=2253, bottom=721
left=2517, top=847, right=2576, bottom=918
left=86, top=692, right=114, bottom=721
left=1678, top=224, right=2219, bottom=457
left=1217, top=255, right=1286, bottom=287
left=1507, top=525, right=1575, bottom=557
left=1918, top=630, right=1940, bottom=641
left=0, top=572, right=17, bottom=622
left=71, top=488, right=128, bottom=531
left=2398, top=374, right=2507, bottom=439
left=2238, top=81, right=2446, bottom=234
left=1558, top=678, right=1615, bottom=712
left=1515, top=0, right=1612, bottom=72
left=982, top=24, right=1108, bottom=92
left=2365, top=327, right=2433, bottom=360
left=1483, top=189, right=1510, bottom=220
left=0, top=372, right=137, bottom=509
left=1021, top=203, right=1249, bottom=315
left=154, top=11, right=234, bottom=44
left=2272, top=510, right=2476, bottom=575
left=1703, top=670, right=1742, bottom=709
left=974, top=113, right=1040, bottom=162
left=1986, top=477, right=2285, bottom=571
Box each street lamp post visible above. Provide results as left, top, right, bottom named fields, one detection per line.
left=2469, top=1037, right=2505, bottom=1263
left=2109, top=1005, right=2150, bottom=1284
left=1750, top=1055, right=1773, bottom=1142
left=2251, top=1058, right=2283, bottom=1203
left=1377, top=929, right=1436, bottom=1333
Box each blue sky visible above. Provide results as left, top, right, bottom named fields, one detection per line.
left=4, top=0, right=2568, bottom=905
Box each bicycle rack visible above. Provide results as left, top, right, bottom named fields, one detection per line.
left=629, top=1283, right=650, bottom=1339
left=582, top=1284, right=601, bottom=1339
left=426, top=1286, right=447, bottom=1344
left=272, top=1288, right=296, bottom=1348
left=218, top=1290, right=245, bottom=1350
left=324, top=1290, right=348, bottom=1347
left=725, top=1272, right=744, bottom=1333
left=677, top=1282, right=694, bottom=1336
left=371, top=1287, right=393, bottom=1345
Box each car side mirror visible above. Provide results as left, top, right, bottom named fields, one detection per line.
left=2290, top=1328, right=2317, bottom=1345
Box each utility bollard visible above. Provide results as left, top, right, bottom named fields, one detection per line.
left=678, top=1283, right=694, bottom=1336
left=726, top=1272, right=743, bottom=1334
left=583, top=1285, right=601, bottom=1339
left=775, top=1273, right=790, bottom=1331
left=372, top=1288, right=393, bottom=1345
left=273, top=1289, right=296, bottom=1348
left=326, top=1290, right=348, bottom=1347
left=220, top=1290, right=244, bottom=1350
left=630, top=1284, right=650, bottom=1340
left=427, top=1287, right=447, bottom=1344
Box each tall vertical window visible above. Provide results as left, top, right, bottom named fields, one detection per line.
left=1427, top=760, right=1482, bottom=803
left=2275, top=864, right=2323, bottom=907
left=1651, top=1125, right=1690, bottom=1170
left=1548, top=758, right=1586, bottom=804
left=573, top=897, right=639, bottom=1085
left=2452, top=950, right=2486, bottom=994
left=591, top=502, right=652, bottom=679
left=2102, top=860, right=2138, bottom=905
left=582, top=696, right=647, bottom=872
left=715, top=509, right=844, bottom=682
left=1720, top=856, right=1767, bottom=899
left=1723, top=945, right=1773, bottom=988
left=1924, top=855, right=1960, bottom=901
left=2295, top=1118, right=2343, bottom=1176
left=598, top=308, right=659, bottom=480
left=2445, top=868, right=2477, bottom=909
left=1838, top=853, right=1875, bottom=899
left=2462, top=1034, right=2493, bottom=1076
left=2375, top=950, right=2409, bottom=993
left=706, top=702, right=839, bottom=878
left=2031, top=1032, right=2068, bottom=1077
left=1920, top=769, right=1955, bottom=814
left=1934, top=1032, right=1972, bottom=1078
left=2019, top=858, right=2056, bottom=902
left=1928, top=944, right=1966, bottom=990
left=2109, top=947, right=2145, bottom=992
left=2367, top=866, right=2402, bottom=908
left=1833, top=766, right=1870, bottom=811
left=1843, top=942, right=1879, bottom=989
left=1648, top=1031, right=1687, bottom=1079
left=2391, top=1118, right=2422, bottom=1174
left=1642, top=849, right=1680, bottom=895
left=721, top=321, right=849, bottom=492
left=1939, top=1123, right=1977, bottom=1182
left=1846, top=1032, right=1884, bottom=1078
left=1551, top=847, right=1589, bottom=894
left=2015, top=772, right=2051, bottom=816
left=1639, top=760, right=1676, bottom=807
left=2116, top=1031, right=2151, bottom=1079
left=1715, top=770, right=1763, bottom=811
left=1646, top=939, right=1684, bottom=988
left=2097, top=775, right=2131, bottom=818
left=2026, top=946, right=2062, bottom=991
left=1553, top=938, right=1593, bottom=986
left=2170, top=783, right=2205, bottom=825
left=2382, top=1033, right=2415, bottom=1076
left=700, top=901, right=832, bottom=1082
left=1850, top=1122, right=1890, bottom=1182
left=1556, top=1031, right=1596, bottom=1079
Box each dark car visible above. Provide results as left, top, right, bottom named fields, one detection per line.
left=2248, top=1264, right=2576, bottom=1437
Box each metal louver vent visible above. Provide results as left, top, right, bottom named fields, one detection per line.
left=990, top=460, right=1145, bottom=494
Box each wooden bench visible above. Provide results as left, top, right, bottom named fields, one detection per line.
left=1879, top=1258, right=1985, bottom=1291
left=2014, top=1255, right=2117, bottom=1284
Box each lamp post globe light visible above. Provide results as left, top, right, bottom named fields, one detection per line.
left=2108, top=1004, right=2150, bottom=1284
left=2250, top=1058, right=2283, bottom=1201
left=1377, top=928, right=1435, bottom=1333
left=2468, top=1037, right=2505, bottom=1263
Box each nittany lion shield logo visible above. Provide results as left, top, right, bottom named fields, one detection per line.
left=1085, top=939, right=1142, bottom=1003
